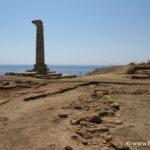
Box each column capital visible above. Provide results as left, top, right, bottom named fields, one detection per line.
left=32, top=20, right=43, bottom=27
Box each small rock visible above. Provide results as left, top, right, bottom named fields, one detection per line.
left=103, top=140, right=107, bottom=144
left=111, top=103, right=120, bottom=110
left=89, top=115, right=102, bottom=124
left=71, top=135, right=88, bottom=145
left=80, top=121, right=89, bottom=126
left=104, top=135, right=112, bottom=143
left=71, top=135, right=79, bottom=140
left=87, top=126, right=109, bottom=133
left=102, top=117, right=123, bottom=125
left=71, top=117, right=88, bottom=125
left=75, top=131, right=93, bottom=139
left=80, top=121, right=96, bottom=127
left=115, top=119, right=123, bottom=125
left=58, top=113, right=68, bottom=118
left=81, top=139, right=88, bottom=145
left=74, top=105, right=82, bottom=109
left=64, top=146, right=73, bottom=150
left=95, top=108, right=101, bottom=112
left=99, top=111, right=115, bottom=117
left=70, top=119, right=78, bottom=125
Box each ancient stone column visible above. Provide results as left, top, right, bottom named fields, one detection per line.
left=32, top=20, right=48, bottom=73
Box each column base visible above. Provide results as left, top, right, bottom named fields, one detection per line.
left=32, top=64, right=49, bottom=74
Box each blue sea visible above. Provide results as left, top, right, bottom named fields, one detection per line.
left=0, top=65, right=105, bottom=76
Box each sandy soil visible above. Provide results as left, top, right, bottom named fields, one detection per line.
left=0, top=74, right=150, bottom=150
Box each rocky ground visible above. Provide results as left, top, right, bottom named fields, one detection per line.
left=0, top=67, right=150, bottom=150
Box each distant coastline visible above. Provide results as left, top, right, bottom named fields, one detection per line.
left=0, top=65, right=107, bottom=76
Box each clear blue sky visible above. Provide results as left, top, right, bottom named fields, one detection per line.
left=0, top=0, right=150, bottom=65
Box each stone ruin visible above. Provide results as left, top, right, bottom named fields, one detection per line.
left=32, top=20, right=49, bottom=74
left=5, top=20, right=77, bottom=79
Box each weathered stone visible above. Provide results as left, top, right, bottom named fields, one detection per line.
left=89, top=115, right=102, bottom=124
left=70, top=119, right=78, bottom=125
left=102, top=117, right=123, bottom=125
left=80, top=121, right=96, bottom=127
left=75, top=131, right=93, bottom=139
left=71, top=135, right=79, bottom=140
left=71, top=115, right=102, bottom=125
left=103, top=135, right=112, bottom=143
left=95, top=107, right=101, bottom=111
left=111, top=103, right=120, bottom=110
left=32, top=20, right=49, bottom=74
left=58, top=113, right=68, bottom=118
left=71, top=135, right=88, bottom=145
left=87, top=126, right=109, bottom=133
left=114, top=119, right=123, bottom=125
left=70, top=117, right=88, bottom=125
